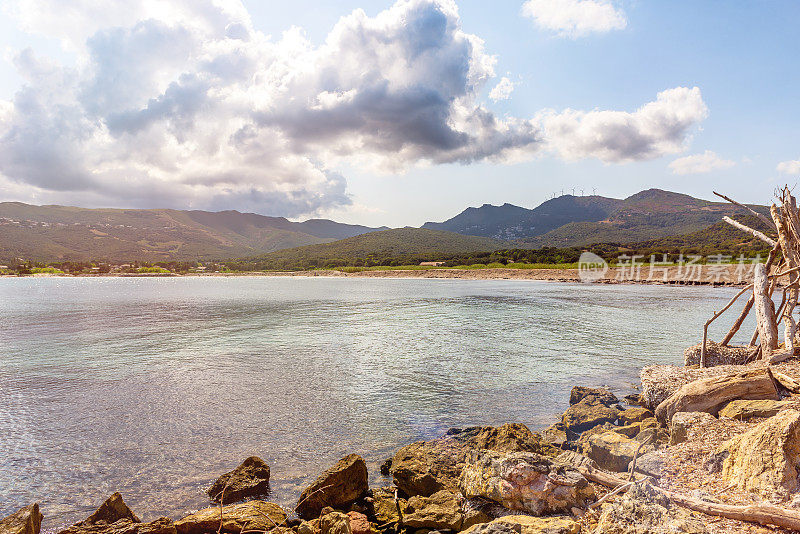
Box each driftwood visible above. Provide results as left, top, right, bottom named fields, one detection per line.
left=753, top=263, right=779, bottom=354
left=773, top=202, right=799, bottom=353
left=576, top=463, right=800, bottom=530
left=713, top=191, right=777, bottom=230
left=771, top=369, right=800, bottom=392
left=700, top=284, right=753, bottom=367
left=721, top=296, right=752, bottom=346
left=654, top=368, right=779, bottom=424
left=725, top=242, right=779, bottom=347
left=722, top=216, right=777, bottom=246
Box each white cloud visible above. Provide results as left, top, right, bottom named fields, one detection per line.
left=777, top=160, right=800, bottom=175
left=669, top=150, right=736, bottom=175
left=521, top=0, right=626, bottom=38
left=540, top=86, right=708, bottom=163
left=489, top=77, right=516, bottom=101
left=0, top=0, right=708, bottom=215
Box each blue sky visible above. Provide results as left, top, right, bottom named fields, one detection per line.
left=0, top=0, right=798, bottom=227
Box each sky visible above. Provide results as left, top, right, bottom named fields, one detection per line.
left=0, top=0, right=798, bottom=227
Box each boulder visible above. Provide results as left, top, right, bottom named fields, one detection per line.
left=82, top=493, right=140, bottom=525
left=459, top=450, right=594, bottom=516
left=174, top=501, right=286, bottom=534
left=618, top=407, right=653, bottom=425
left=553, top=451, right=597, bottom=470
left=344, top=513, right=368, bottom=534
left=561, top=399, right=620, bottom=433
left=569, top=386, right=618, bottom=407
left=630, top=450, right=665, bottom=479
left=318, top=513, right=350, bottom=534
left=579, top=431, right=652, bottom=473
left=718, top=399, right=794, bottom=421
left=207, top=456, right=271, bottom=504
left=683, top=341, right=753, bottom=367
left=57, top=495, right=174, bottom=534
left=59, top=519, right=175, bottom=534
left=403, top=490, right=464, bottom=531
left=0, top=504, right=42, bottom=534
left=719, top=409, right=800, bottom=498
left=669, top=412, right=715, bottom=446
left=462, top=515, right=580, bottom=534
left=391, top=424, right=557, bottom=497
left=595, top=480, right=708, bottom=534
left=370, top=488, right=406, bottom=525
left=296, top=454, right=368, bottom=520
left=539, top=423, right=570, bottom=450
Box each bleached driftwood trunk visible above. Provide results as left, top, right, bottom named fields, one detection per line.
left=773, top=198, right=800, bottom=353
left=654, top=368, right=779, bottom=425
left=575, top=463, right=800, bottom=530
left=753, top=262, right=778, bottom=354
left=722, top=216, right=777, bottom=247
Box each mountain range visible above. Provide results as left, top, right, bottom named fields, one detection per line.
left=0, top=202, right=385, bottom=262
left=423, top=189, right=770, bottom=247
left=0, top=189, right=771, bottom=263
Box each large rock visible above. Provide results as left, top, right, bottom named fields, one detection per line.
left=630, top=450, right=665, bottom=479
left=579, top=431, right=652, bottom=473
left=403, top=490, right=464, bottom=531
left=459, top=450, right=594, bottom=515
left=462, top=515, right=579, bottom=534
left=391, top=424, right=557, bottom=497
left=718, top=399, right=794, bottom=421
left=0, top=504, right=42, bottom=534
left=58, top=494, right=174, bottom=534
left=296, top=454, right=368, bottom=520
left=82, top=493, right=140, bottom=525
left=370, top=488, right=406, bottom=525
left=344, top=512, right=368, bottom=534
left=618, top=407, right=653, bottom=425
left=539, top=423, right=570, bottom=450
left=719, top=409, right=800, bottom=498
left=683, top=342, right=753, bottom=367
left=669, top=412, right=715, bottom=446
left=60, top=520, right=175, bottom=534
left=561, top=399, right=620, bottom=433
left=595, top=480, right=708, bottom=534
left=318, top=512, right=350, bottom=534
left=175, top=501, right=286, bottom=534
left=569, top=386, right=618, bottom=407
left=207, top=456, right=271, bottom=503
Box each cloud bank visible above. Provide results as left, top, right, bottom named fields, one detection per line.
left=669, top=150, right=736, bottom=175
left=777, top=160, right=800, bottom=175
left=521, top=0, right=626, bottom=38
left=0, top=0, right=706, bottom=216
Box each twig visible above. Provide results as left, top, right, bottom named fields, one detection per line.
left=588, top=482, right=633, bottom=510
left=627, top=434, right=653, bottom=481
left=294, top=483, right=336, bottom=513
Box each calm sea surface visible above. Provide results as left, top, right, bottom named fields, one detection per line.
left=0, top=277, right=757, bottom=530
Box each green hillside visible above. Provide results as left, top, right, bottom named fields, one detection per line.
left=0, top=202, right=382, bottom=262
left=229, top=228, right=507, bottom=270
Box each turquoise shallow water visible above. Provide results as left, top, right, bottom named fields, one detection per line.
left=0, top=277, right=757, bottom=530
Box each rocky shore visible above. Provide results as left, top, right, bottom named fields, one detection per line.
left=6, top=349, right=800, bottom=534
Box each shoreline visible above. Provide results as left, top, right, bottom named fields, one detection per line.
left=1, top=265, right=763, bottom=286
left=13, top=355, right=799, bottom=534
